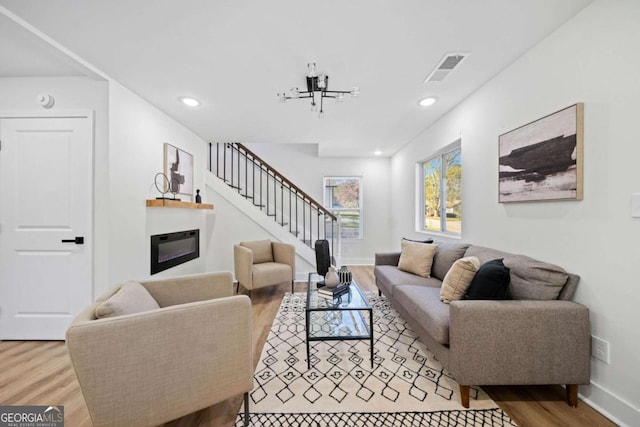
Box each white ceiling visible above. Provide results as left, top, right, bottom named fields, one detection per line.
left=0, top=0, right=592, bottom=156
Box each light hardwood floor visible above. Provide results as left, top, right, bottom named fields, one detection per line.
left=0, top=266, right=615, bottom=427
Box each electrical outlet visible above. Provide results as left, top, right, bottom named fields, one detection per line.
left=591, top=336, right=610, bottom=364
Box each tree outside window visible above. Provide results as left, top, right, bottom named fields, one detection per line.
left=422, top=145, right=461, bottom=235
left=324, top=177, right=362, bottom=240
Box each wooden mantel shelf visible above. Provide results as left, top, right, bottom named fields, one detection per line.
left=146, top=199, right=214, bottom=210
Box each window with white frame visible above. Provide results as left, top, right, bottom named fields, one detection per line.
left=323, top=177, right=362, bottom=240
left=420, top=141, right=462, bottom=235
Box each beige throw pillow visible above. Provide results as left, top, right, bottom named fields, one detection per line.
left=397, top=240, right=437, bottom=278
left=95, top=281, right=161, bottom=319
left=440, top=256, right=481, bottom=303
left=241, top=240, right=274, bottom=264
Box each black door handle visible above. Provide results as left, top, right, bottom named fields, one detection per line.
left=61, top=236, right=84, bottom=244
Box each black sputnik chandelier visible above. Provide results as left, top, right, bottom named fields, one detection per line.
left=277, top=62, right=359, bottom=117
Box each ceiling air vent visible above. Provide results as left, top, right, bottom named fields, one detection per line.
left=424, top=53, right=468, bottom=83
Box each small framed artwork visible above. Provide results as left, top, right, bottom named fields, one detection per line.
left=498, top=103, right=583, bottom=203
left=164, top=143, right=194, bottom=197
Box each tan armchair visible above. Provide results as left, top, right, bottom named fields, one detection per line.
left=66, top=272, right=253, bottom=427
left=234, top=239, right=295, bottom=294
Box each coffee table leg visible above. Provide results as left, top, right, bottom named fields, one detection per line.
left=369, top=309, right=374, bottom=368
left=306, top=312, right=311, bottom=370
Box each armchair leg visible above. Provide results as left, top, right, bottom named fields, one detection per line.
left=378, top=289, right=382, bottom=297
left=243, top=392, right=250, bottom=427
left=566, top=384, right=579, bottom=407
left=459, top=385, right=470, bottom=408
left=291, top=280, right=294, bottom=294
left=236, top=282, right=240, bottom=294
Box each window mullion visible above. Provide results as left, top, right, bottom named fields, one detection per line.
left=440, top=153, right=446, bottom=232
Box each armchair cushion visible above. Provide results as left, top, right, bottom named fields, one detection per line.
left=252, top=262, right=292, bottom=288
left=241, top=239, right=273, bottom=264
left=95, top=281, right=160, bottom=319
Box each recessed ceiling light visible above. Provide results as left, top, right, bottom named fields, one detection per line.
left=418, top=97, right=437, bottom=107
left=179, top=97, right=201, bottom=107
left=374, top=150, right=382, bottom=156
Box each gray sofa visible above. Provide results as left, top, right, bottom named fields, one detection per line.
left=374, top=241, right=590, bottom=408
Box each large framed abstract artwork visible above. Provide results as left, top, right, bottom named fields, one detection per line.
left=498, top=103, right=583, bottom=203
left=163, top=143, right=194, bottom=198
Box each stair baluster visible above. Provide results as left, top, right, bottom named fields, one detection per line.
left=209, top=143, right=339, bottom=255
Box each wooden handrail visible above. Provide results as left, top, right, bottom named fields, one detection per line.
left=234, top=143, right=337, bottom=221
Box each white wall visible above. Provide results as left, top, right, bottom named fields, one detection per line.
left=106, top=81, right=211, bottom=291
left=390, top=1, right=640, bottom=424
left=0, top=76, right=110, bottom=299
left=244, top=143, right=391, bottom=264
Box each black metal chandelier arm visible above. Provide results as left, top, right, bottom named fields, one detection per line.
left=320, top=91, right=352, bottom=99
left=281, top=92, right=314, bottom=100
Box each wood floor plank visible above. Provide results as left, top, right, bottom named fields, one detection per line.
left=0, top=266, right=615, bottom=427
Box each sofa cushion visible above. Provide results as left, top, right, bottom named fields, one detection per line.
left=465, top=246, right=568, bottom=300
left=431, top=241, right=471, bottom=281
left=394, top=286, right=451, bottom=345
left=95, top=281, right=160, bottom=319
left=440, top=256, right=480, bottom=303
left=375, top=265, right=441, bottom=296
left=397, top=239, right=437, bottom=278
left=465, top=259, right=511, bottom=300
left=241, top=239, right=274, bottom=264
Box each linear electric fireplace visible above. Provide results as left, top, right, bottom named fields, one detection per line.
left=150, top=229, right=200, bottom=275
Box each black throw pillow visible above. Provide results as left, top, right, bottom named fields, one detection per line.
left=402, top=237, right=434, bottom=244
left=465, top=258, right=511, bottom=300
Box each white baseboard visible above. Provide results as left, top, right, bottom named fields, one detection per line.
left=337, top=258, right=374, bottom=266
left=579, top=381, right=639, bottom=427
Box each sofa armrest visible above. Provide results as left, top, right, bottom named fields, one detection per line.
left=448, top=300, right=590, bottom=386
left=66, top=295, right=253, bottom=427
left=273, top=242, right=295, bottom=280
left=234, top=244, right=254, bottom=289
left=375, top=252, right=401, bottom=266
left=141, top=271, right=233, bottom=307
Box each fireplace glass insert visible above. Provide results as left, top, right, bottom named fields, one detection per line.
left=150, top=229, right=199, bottom=275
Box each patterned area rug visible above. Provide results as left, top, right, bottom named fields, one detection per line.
left=236, top=292, right=517, bottom=426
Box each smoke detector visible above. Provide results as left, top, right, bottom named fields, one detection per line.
left=424, top=53, right=469, bottom=83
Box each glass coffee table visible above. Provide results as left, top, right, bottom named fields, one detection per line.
left=305, top=272, right=374, bottom=369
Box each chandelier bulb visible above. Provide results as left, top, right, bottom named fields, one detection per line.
left=290, top=87, right=299, bottom=98
left=318, top=74, right=326, bottom=89
left=319, top=110, right=325, bottom=118
left=311, top=102, right=317, bottom=112
left=307, top=62, right=317, bottom=78
left=336, top=93, right=344, bottom=103
left=350, top=87, right=360, bottom=97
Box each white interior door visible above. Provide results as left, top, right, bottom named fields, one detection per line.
left=0, top=116, right=93, bottom=340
